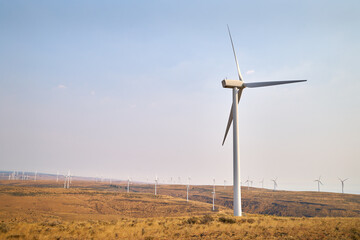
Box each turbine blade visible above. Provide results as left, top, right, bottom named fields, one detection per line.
left=222, top=105, right=233, bottom=146
left=222, top=89, right=243, bottom=145
left=244, top=80, right=307, bottom=88
left=227, top=25, right=243, bottom=81
left=344, top=178, right=349, bottom=181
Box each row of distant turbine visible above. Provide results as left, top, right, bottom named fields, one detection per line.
left=5, top=171, right=350, bottom=194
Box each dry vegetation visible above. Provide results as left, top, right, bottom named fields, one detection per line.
left=1, top=213, right=359, bottom=239
left=0, top=180, right=359, bottom=239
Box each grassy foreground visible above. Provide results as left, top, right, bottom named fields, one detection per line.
left=0, top=181, right=359, bottom=239
left=1, top=214, right=359, bottom=239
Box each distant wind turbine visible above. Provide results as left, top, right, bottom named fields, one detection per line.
left=314, top=176, right=323, bottom=192
left=56, top=171, right=59, bottom=183
left=34, top=171, right=37, bottom=181
left=64, top=170, right=71, bottom=189
left=259, top=179, right=264, bottom=189
left=212, top=179, right=216, bottom=211
left=186, top=177, right=191, bottom=202
left=271, top=178, right=278, bottom=191
left=127, top=177, right=131, bottom=193
left=155, top=176, right=158, bottom=196
left=221, top=25, right=306, bottom=216
left=244, top=177, right=253, bottom=190
left=338, top=178, right=348, bottom=194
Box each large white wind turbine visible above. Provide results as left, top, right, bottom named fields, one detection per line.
left=338, top=178, right=349, bottom=194
left=221, top=26, right=306, bottom=216
left=314, top=176, right=323, bottom=192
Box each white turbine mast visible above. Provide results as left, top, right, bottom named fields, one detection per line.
left=259, top=179, right=264, bottom=189
left=221, top=25, right=306, bottom=216
left=64, top=170, right=71, bottom=189
left=155, top=175, right=158, bottom=196
left=271, top=178, right=278, bottom=191
left=127, top=177, right=131, bottom=193
left=56, top=171, right=59, bottom=183
left=212, top=178, right=216, bottom=211
left=187, top=177, right=191, bottom=202
left=244, top=177, right=253, bottom=190
left=314, top=176, right=323, bottom=192
left=34, top=170, right=37, bottom=181
left=338, top=178, right=349, bottom=194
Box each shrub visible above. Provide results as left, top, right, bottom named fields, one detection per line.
left=0, top=223, right=9, bottom=233
left=200, top=215, right=213, bottom=224
left=247, top=218, right=255, bottom=224
left=218, top=216, right=236, bottom=224
left=186, top=217, right=199, bottom=224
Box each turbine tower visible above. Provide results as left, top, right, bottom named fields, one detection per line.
left=186, top=177, right=191, bottom=202
left=34, top=171, right=37, bottom=181
left=127, top=177, right=131, bottom=193
left=221, top=25, right=306, bottom=216
left=271, top=178, right=278, bottom=191
left=244, top=177, right=252, bottom=190
left=64, top=170, right=71, bottom=189
left=338, top=178, right=349, bottom=194
left=259, top=179, right=264, bottom=189
left=314, top=176, right=323, bottom=192
left=56, top=171, right=59, bottom=183
left=212, top=178, right=216, bottom=211
left=155, top=175, right=158, bottom=196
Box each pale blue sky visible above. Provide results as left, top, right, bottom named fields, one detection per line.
left=1, top=1, right=359, bottom=193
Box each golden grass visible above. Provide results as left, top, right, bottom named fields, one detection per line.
left=1, top=180, right=360, bottom=239
left=0, top=214, right=359, bottom=239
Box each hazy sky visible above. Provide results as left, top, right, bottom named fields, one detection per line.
left=1, top=0, right=359, bottom=193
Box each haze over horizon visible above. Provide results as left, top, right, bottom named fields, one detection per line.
left=0, top=1, right=359, bottom=194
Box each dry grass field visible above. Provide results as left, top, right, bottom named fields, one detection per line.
left=0, top=180, right=359, bottom=239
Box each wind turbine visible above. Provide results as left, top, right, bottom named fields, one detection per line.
left=186, top=177, right=191, bottom=202
left=212, top=178, right=216, bottom=211
left=314, top=176, right=323, bottom=192
left=127, top=177, right=131, bottom=193
left=56, top=171, right=59, bottom=183
left=338, top=178, right=349, bottom=194
left=34, top=171, right=37, bottom=181
left=244, top=177, right=251, bottom=190
left=271, top=178, right=278, bottom=191
left=221, top=25, right=306, bottom=216
left=259, top=179, right=264, bottom=189
left=155, top=176, right=158, bottom=196
left=64, top=170, right=71, bottom=189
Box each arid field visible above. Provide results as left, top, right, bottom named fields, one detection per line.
left=0, top=179, right=359, bottom=239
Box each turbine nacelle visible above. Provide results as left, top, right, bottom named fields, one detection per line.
left=222, top=79, right=244, bottom=89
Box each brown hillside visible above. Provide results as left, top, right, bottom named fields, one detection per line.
left=1, top=180, right=360, bottom=218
